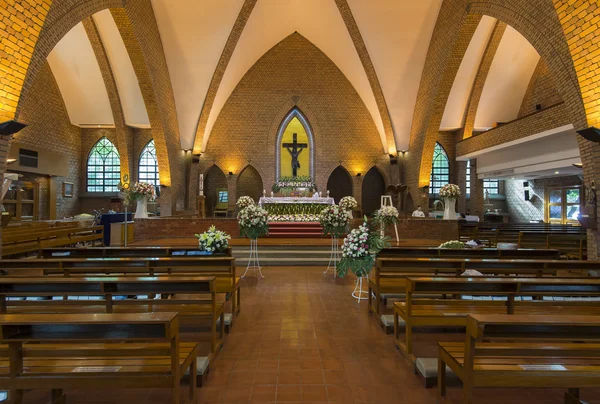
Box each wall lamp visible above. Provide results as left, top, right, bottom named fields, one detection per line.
left=576, top=127, right=600, bottom=142
left=228, top=171, right=234, bottom=176
left=0, top=120, right=27, bottom=136
left=356, top=173, right=361, bottom=177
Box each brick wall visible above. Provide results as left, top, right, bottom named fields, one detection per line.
left=134, top=217, right=241, bottom=242
left=198, top=33, right=391, bottom=205
left=505, top=175, right=583, bottom=223
left=518, top=60, right=563, bottom=118
left=12, top=61, right=81, bottom=219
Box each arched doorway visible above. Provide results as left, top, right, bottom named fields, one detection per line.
left=237, top=165, right=263, bottom=204
left=204, top=166, right=227, bottom=216
left=327, top=166, right=353, bottom=204
left=362, top=167, right=386, bottom=216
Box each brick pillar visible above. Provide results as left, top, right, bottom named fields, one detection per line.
left=354, top=176, right=363, bottom=214
left=457, top=160, right=467, bottom=214
left=468, top=160, right=484, bottom=218
left=227, top=174, right=237, bottom=213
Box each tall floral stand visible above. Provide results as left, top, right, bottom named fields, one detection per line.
left=352, top=273, right=369, bottom=302
left=442, top=197, right=457, bottom=220
left=241, top=238, right=264, bottom=278
left=135, top=197, right=149, bottom=218
left=323, top=236, right=339, bottom=277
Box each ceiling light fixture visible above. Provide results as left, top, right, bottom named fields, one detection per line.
left=554, top=171, right=560, bottom=174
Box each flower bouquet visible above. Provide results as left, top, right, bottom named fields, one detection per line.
left=337, top=217, right=389, bottom=278
left=319, top=205, right=349, bottom=237
left=439, top=184, right=461, bottom=199
left=374, top=205, right=399, bottom=227
left=236, top=196, right=255, bottom=210
left=238, top=204, right=269, bottom=239
left=439, top=240, right=466, bottom=249
left=339, top=196, right=357, bottom=211
left=130, top=181, right=156, bottom=201
left=195, top=225, right=231, bottom=253
left=270, top=214, right=320, bottom=222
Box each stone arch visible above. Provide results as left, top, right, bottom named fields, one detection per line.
left=203, top=164, right=228, bottom=216
left=274, top=107, right=315, bottom=180
left=236, top=165, right=264, bottom=204
left=361, top=166, right=387, bottom=216
left=327, top=166, right=353, bottom=204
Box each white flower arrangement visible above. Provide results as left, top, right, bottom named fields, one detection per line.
left=319, top=205, right=350, bottom=237
left=131, top=182, right=156, bottom=201
left=341, top=222, right=370, bottom=259
left=270, top=214, right=320, bottom=222
left=339, top=196, right=358, bottom=211
left=439, top=184, right=461, bottom=198
left=337, top=218, right=389, bottom=278
left=237, top=204, right=269, bottom=239
left=374, top=205, right=400, bottom=227
left=236, top=196, right=255, bottom=210
left=438, top=240, right=466, bottom=249
left=195, top=225, right=231, bottom=253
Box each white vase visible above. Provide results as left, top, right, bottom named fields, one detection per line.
left=135, top=197, right=149, bottom=219
left=442, top=197, right=457, bottom=220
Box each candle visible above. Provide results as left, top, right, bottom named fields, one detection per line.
left=263, top=189, right=266, bottom=196
left=327, top=190, right=330, bottom=197
left=271, top=191, right=274, bottom=197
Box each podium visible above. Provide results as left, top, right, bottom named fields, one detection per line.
left=197, top=195, right=206, bottom=218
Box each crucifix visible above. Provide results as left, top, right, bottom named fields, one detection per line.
left=282, top=133, right=307, bottom=177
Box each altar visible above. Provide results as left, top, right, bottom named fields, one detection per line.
left=259, top=196, right=334, bottom=218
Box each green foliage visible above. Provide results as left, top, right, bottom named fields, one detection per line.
left=240, top=224, right=269, bottom=240
left=264, top=203, right=327, bottom=216
left=438, top=240, right=466, bottom=249
left=271, top=183, right=281, bottom=193
left=322, top=224, right=348, bottom=238
left=337, top=254, right=375, bottom=278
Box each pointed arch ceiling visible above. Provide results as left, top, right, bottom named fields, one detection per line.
left=151, top=0, right=245, bottom=149
left=93, top=9, right=150, bottom=128
left=47, top=22, right=114, bottom=127
left=202, top=0, right=387, bottom=152
left=345, top=0, right=443, bottom=150
left=474, top=25, right=540, bottom=130
left=440, top=16, right=497, bottom=131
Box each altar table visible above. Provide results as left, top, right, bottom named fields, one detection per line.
left=258, top=197, right=334, bottom=215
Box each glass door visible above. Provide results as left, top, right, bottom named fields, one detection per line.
left=546, top=186, right=582, bottom=224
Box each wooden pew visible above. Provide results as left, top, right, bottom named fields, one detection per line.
left=370, top=258, right=560, bottom=317
left=438, top=314, right=600, bottom=404
left=378, top=247, right=561, bottom=259
left=2, top=225, right=104, bottom=257
left=547, top=234, right=587, bottom=260
left=393, top=276, right=600, bottom=358
left=0, top=312, right=198, bottom=404
left=0, top=276, right=226, bottom=354
left=0, top=257, right=241, bottom=325
left=40, top=246, right=233, bottom=258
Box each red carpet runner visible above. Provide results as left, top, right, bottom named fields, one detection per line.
left=267, top=222, right=323, bottom=238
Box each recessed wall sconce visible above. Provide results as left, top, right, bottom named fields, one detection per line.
left=573, top=163, right=583, bottom=169
left=6, top=158, right=16, bottom=165
left=228, top=171, right=234, bottom=176
left=356, top=173, right=361, bottom=177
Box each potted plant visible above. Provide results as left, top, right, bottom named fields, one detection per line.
left=195, top=225, right=231, bottom=254
left=439, top=184, right=461, bottom=220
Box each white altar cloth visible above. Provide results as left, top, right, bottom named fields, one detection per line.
left=258, top=197, right=335, bottom=207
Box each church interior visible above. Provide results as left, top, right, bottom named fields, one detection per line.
left=1, top=0, right=600, bottom=403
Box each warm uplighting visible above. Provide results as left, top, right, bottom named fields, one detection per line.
left=356, top=173, right=361, bottom=177
left=6, top=158, right=16, bottom=164
left=228, top=171, right=234, bottom=176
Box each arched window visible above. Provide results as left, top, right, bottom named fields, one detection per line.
left=138, top=140, right=160, bottom=187
left=87, top=137, right=121, bottom=192
left=430, top=142, right=449, bottom=195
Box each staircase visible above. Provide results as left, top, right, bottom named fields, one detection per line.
left=232, top=244, right=334, bottom=266
left=267, top=222, right=323, bottom=238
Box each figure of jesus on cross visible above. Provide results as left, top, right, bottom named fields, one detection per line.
left=283, top=133, right=307, bottom=177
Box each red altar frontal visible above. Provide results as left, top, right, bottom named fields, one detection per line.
left=132, top=217, right=459, bottom=244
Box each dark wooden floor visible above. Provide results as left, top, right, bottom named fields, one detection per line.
left=21, top=266, right=600, bottom=403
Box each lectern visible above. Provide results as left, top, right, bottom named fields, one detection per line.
left=197, top=195, right=206, bottom=218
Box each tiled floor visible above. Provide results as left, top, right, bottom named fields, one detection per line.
left=20, top=266, right=600, bottom=403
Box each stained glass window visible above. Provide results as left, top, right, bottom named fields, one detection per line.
left=87, top=137, right=121, bottom=192
left=139, top=140, right=160, bottom=187
left=430, top=142, right=450, bottom=195
left=466, top=160, right=471, bottom=196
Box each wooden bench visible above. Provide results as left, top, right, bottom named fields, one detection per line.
left=2, top=225, right=104, bottom=257
left=394, top=276, right=600, bottom=358
left=0, top=256, right=240, bottom=324
left=438, top=314, right=600, bottom=404
left=0, top=312, right=198, bottom=404
left=378, top=247, right=561, bottom=259
left=547, top=234, right=587, bottom=260
left=0, top=275, right=226, bottom=355
left=370, top=258, right=564, bottom=317
left=40, top=246, right=233, bottom=258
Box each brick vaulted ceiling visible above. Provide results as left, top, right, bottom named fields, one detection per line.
left=42, top=0, right=546, bottom=153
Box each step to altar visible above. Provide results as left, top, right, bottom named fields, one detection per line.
left=232, top=244, right=335, bottom=266
left=267, top=221, right=323, bottom=238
